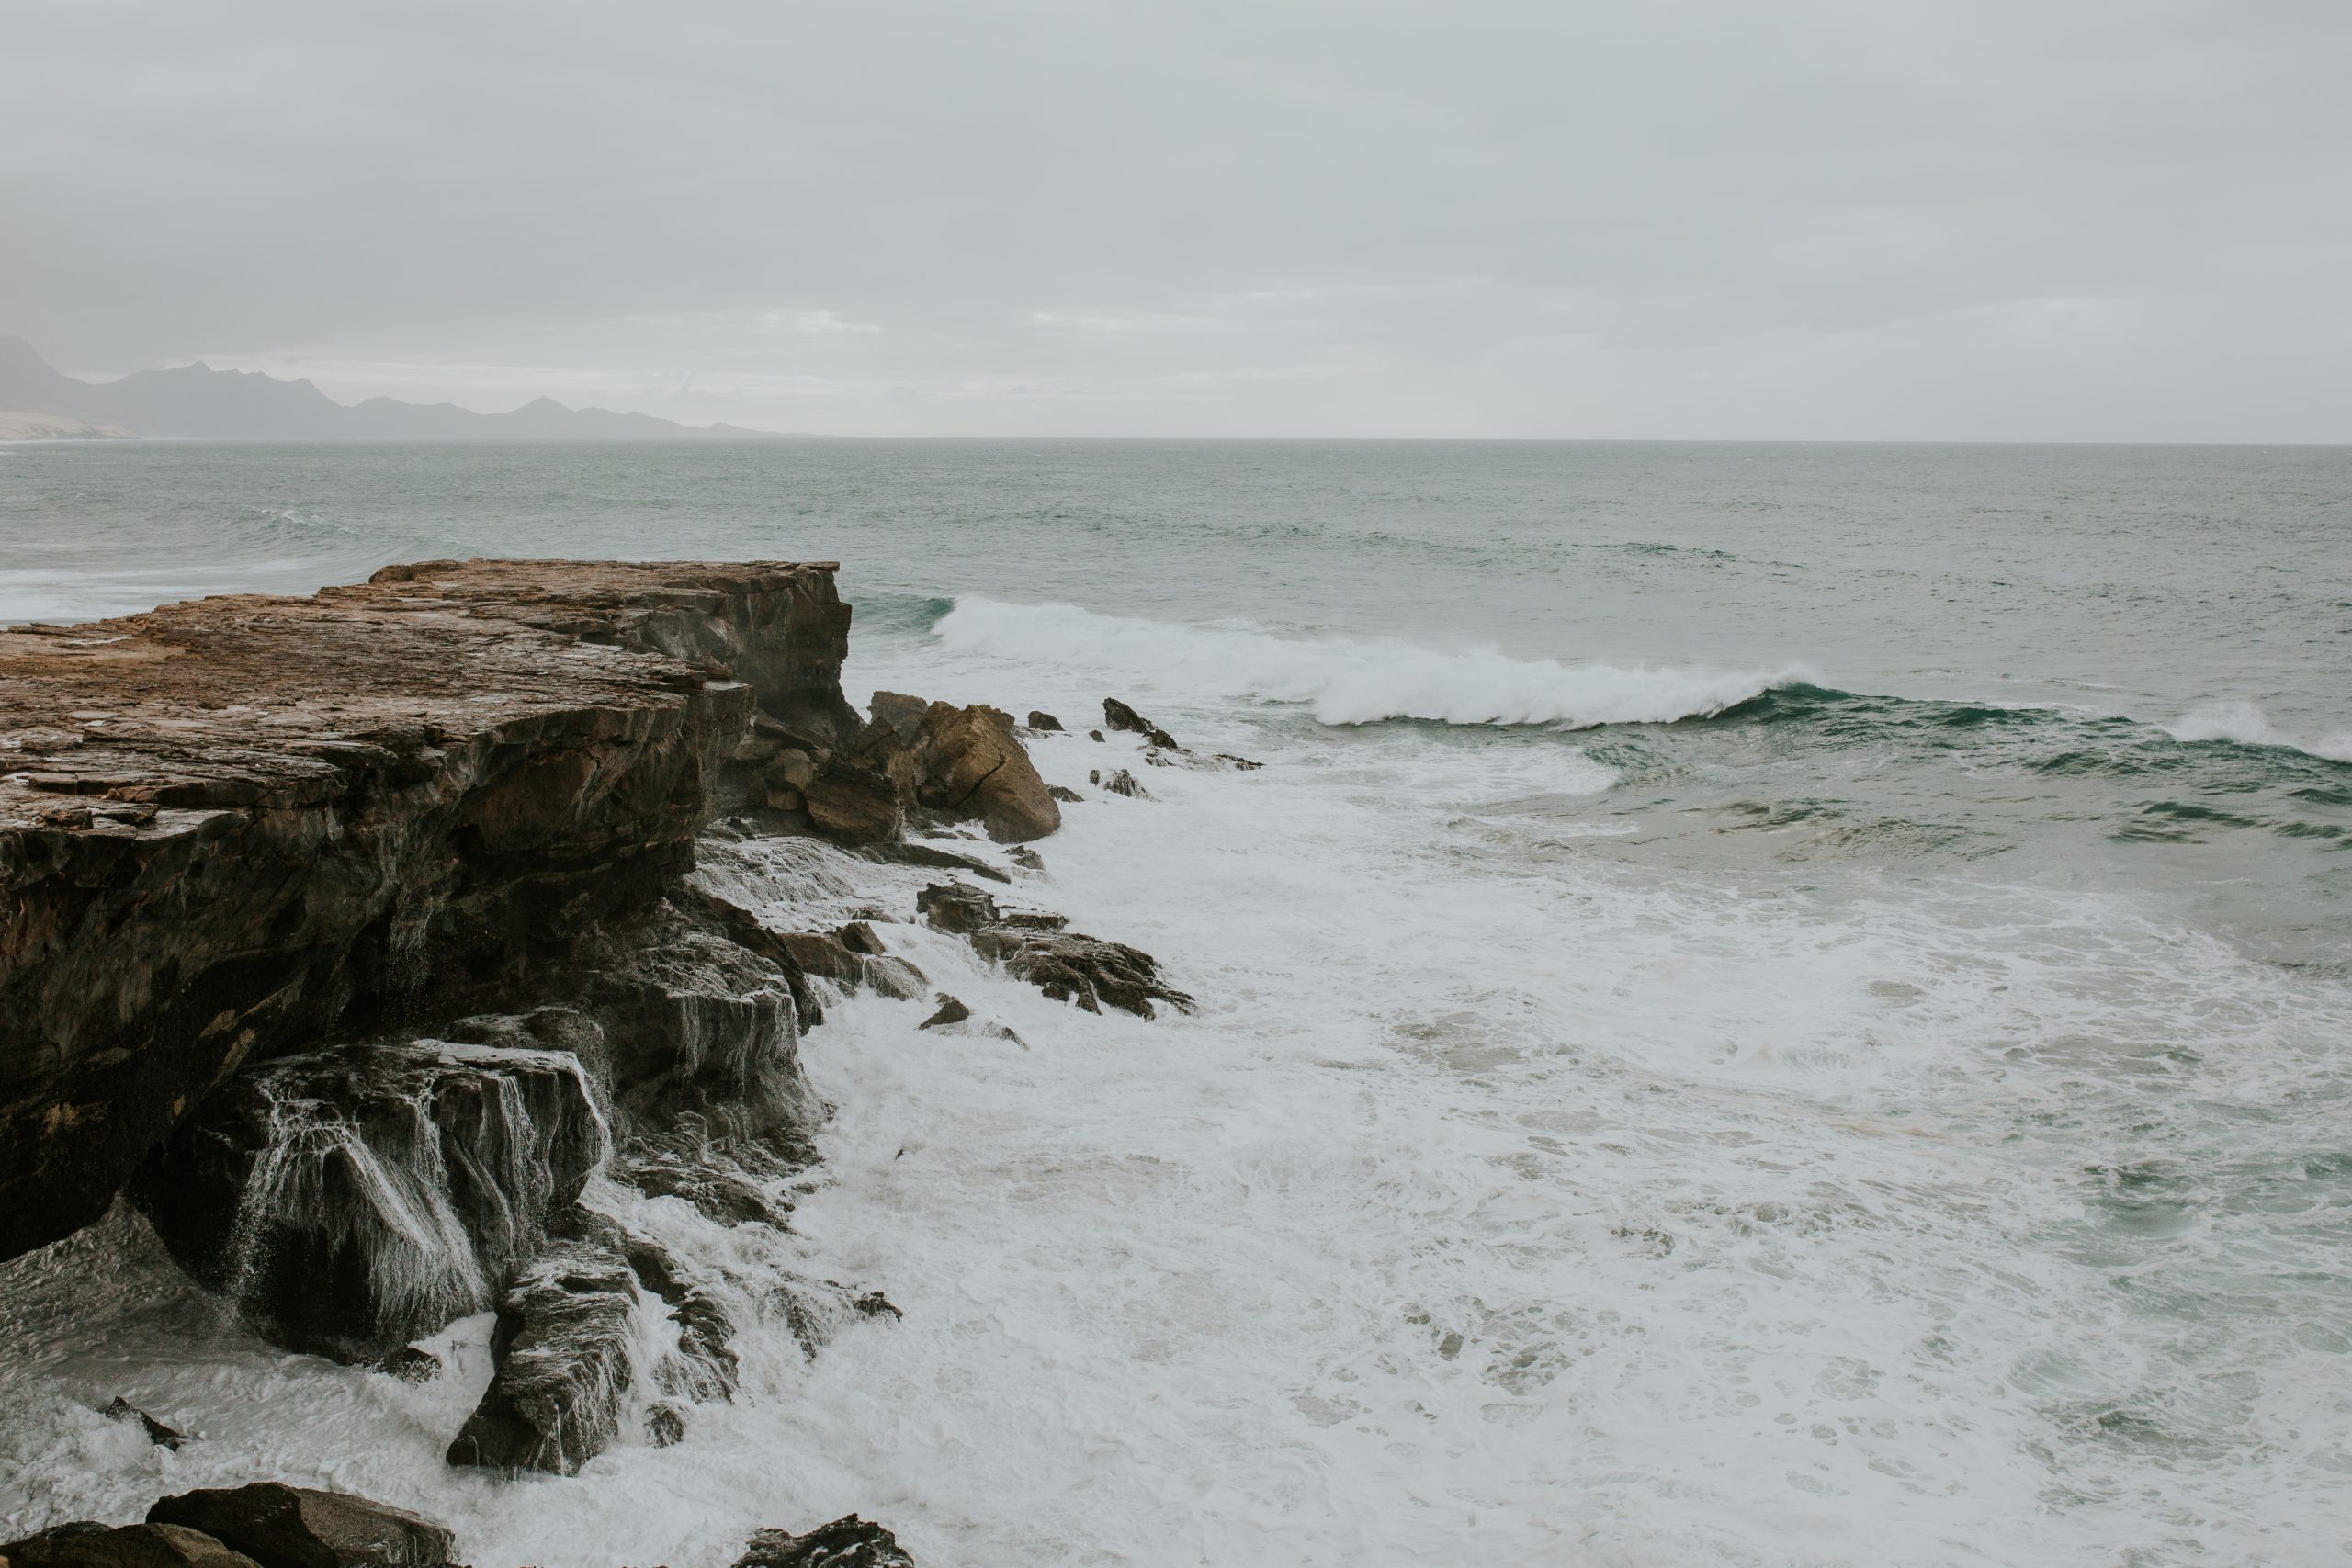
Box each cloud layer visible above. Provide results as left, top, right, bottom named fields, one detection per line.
left=6, top=1, right=2348, bottom=436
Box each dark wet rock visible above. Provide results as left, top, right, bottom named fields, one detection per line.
left=915, top=882, right=1000, bottom=935
left=569, top=897, right=823, bottom=1160
left=2, top=559, right=852, bottom=1264
left=1102, top=697, right=1151, bottom=735
left=1096, top=769, right=1151, bottom=799
left=849, top=695, right=1060, bottom=843
left=3, top=1524, right=262, bottom=1568
left=621, top=1229, right=741, bottom=1403
left=1005, top=845, right=1044, bottom=871
left=733, top=1517, right=915, bottom=1568
left=984, top=1023, right=1028, bottom=1047
left=800, top=758, right=904, bottom=845
left=912, top=884, right=1191, bottom=1020
left=445, top=1234, right=641, bottom=1475
left=1216, top=753, right=1264, bottom=771
left=646, top=1402, right=688, bottom=1447
left=1046, top=784, right=1083, bottom=803
left=615, top=1134, right=795, bottom=1228
left=852, top=1290, right=904, bottom=1321
left=375, top=1348, right=443, bottom=1384
left=103, top=1397, right=187, bottom=1450
left=133, top=1039, right=607, bottom=1363
left=970, top=927, right=1195, bottom=1019
left=148, top=1483, right=454, bottom=1568
left=918, top=995, right=971, bottom=1031
left=853, top=840, right=1012, bottom=884
left=1025, top=711, right=1063, bottom=731
left=1088, top=728, right=1105, bottom=742
left=859, top=956, right=929, bottom=1001
left=835, top=921, right=886, bottom=956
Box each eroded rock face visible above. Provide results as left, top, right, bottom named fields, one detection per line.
left=0, top=560, right=853, bottom=1263
left=850, top=694, right=1061, bottom=843
left=147, top=1483, right=455, bottom=1568
left=133, top=1039, right=608, bottom=1363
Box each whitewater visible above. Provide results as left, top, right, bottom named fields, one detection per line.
left=2, top=438, right=2348, bottom=1566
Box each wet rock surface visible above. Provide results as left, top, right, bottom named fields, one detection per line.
left=134, top=1039, right=608, bottom=1362
left=444, top=1231, right=641, bottom=1475
left=918, top=882, right=1195, bottom=1019
left=733, top=1516, right=917, bottom=1568
left=1, top=1524, right=263, bottom=1568
left=146, top=1483, right=455, bottom=1568
left=103, top=1397, right=187, bottom=1450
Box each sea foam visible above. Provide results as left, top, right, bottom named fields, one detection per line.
left=2165, top=698, right=2352, bottom=763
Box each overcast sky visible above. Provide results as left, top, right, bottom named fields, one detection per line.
left=5, top=1, right=2348, bottom=438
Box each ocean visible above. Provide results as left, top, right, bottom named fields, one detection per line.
left=2, top=438, right=2348, bottom=1565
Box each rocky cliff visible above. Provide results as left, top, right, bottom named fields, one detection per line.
left=0, top=560, right=857, bottom=1263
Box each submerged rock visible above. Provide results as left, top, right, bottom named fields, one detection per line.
left=733, top=1517, right=915, bottom=1568
left=103, top=1396, right=187, bottom=1450
left=147, top=1483, right=455, bottom=1568
left=2, top=1524, right=261, bottom=1568
left=1046, top=784, right=1083, bottom=803
left=374, top=1348, right=443, bottom=1384
left=1095, top=768, right=1151, bottom=799
left=134, top=1039, right=607, bottom=1363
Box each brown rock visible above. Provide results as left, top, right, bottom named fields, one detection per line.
left=919, top=994, right=971, bottom=1030
left=3, top=1524, right=262, bottom=1568
left=147, top=1483, right=455, bottom=1568
left=1025, top=711, right=1064, bottom=731
left=800, top=758, right=905, bottom=844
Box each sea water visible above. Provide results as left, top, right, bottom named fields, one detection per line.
left=1, top=440, right=2347, bottom=1565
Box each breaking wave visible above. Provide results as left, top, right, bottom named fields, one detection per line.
left=928, top=597, right=1814, bottom=728
left=2165, top=699, right=2352, bottom=764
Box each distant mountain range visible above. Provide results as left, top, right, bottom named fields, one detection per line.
left=0, top=336, right=801, bottom=440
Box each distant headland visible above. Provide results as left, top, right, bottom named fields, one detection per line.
left=0, top=336, right=804, bottom=441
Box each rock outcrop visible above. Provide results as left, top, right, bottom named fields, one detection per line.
left=916, top=883, right=1196, bottom=1019
left=0, top=1524, right=263, bottom=1568
left=734, top=1517, right=916, bottom=1568
left=847, top=693, right=1061, bottom=843
left=0, top=560, right=853, bottom=1262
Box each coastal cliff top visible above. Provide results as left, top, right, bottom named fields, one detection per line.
left=0, top=558, right=842, bottom=829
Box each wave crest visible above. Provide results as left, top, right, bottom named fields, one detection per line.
left=931, top=597, right=1813, bottom=728
left=2166, top=700, right=2352, bottom=763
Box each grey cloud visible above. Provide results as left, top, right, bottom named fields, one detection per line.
left=3, top=0, right=2347, bottom=436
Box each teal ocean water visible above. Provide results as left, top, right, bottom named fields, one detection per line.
left=2, top=440, right=2348, bottom=1565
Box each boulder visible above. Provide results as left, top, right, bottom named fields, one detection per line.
left=445, top=1234, right=641, bottom=1475
left=1102, top=698, right=1180, bottom=750
left=919, top=996, right=971, bottom=1031
left=1025, top=711, right=1064, bottom=731
left=1046, top=785, right=1083, bottom=803
left=860, top=956, right=930, bottom=1001
left=1095, top=769, right=1151, bottom=799
left=134, top=1040, right=607, bottom=1363
left=915, top=883, right=1000, bottom=935
left=849, top=695, right=1060, bottom=843
left=733, top=1517, right=915, bottom=1568
left=2, top=1525, right=261, bottom=1568
left=147, top=1484, right=455, bottom=1568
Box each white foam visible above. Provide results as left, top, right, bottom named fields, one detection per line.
left=932, top=596, right=1813, bottom=728
left=2165, top=698, right=2352, bottom=763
